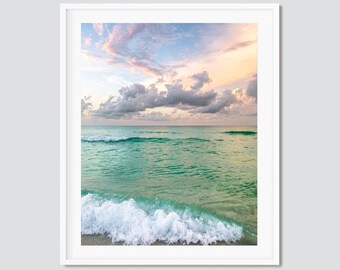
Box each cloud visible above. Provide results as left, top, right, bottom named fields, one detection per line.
left=246, top=74, right=257, bottom=99
left=195, top=74, right=257, bottom=114
left=81, top=96, right=93, bottom=114
left=81, top=50, right=101, bottom=61
left=102, top=24, right=145, bottom=56
left=81, top=23, right=257, bottom=124
left=190, top=71, right=212, bottom=91
left=129, top=57, right=164, bottom=76
left=102, top=24, right=180, bottom=76
left=119, top=83, right=146, bottom=99
left=93, top=23, right=103, bottom=36
left=223, top=40, right=256, bottom=53
left=82, top=37, right=92, bottom=47
left=93, top=71, right=217, bottom=118
left=133, top=111, right=170, bottom=121
left=195, top=90, right=236, bottom=113
left=199, top=39, right=256, bottom=59
left=84, top=71, right=257, bottom=120
left=164, top=82, right=216, bottom=107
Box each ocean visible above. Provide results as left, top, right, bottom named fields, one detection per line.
left=81, top=126, right=257, bottom=245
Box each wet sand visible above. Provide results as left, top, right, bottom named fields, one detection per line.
left=81, top=234, right=256, bottom=246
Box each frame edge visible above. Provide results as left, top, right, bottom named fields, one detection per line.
left=60, top=3, right=281, bottom=265
left=59, top=3, right=67, bottom=266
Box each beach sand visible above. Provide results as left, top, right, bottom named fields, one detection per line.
left=81, top=234, right=256, bottom=246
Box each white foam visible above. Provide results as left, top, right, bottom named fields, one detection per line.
left=81, top=193, right=243, bottom=245
left=81, top=135, right=128, bottom=142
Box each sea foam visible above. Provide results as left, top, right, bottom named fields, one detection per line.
left=81, top=135, right=129, bottom=142
left=81, top=193, right=243, bottom=245
left=81, top=136, right=209, bottom=143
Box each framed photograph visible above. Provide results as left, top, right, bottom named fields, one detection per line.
left=60, top=3, right=280, bottom=265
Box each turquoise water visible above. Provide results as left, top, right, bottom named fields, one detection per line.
left=81, top=126, right=257, bottom=245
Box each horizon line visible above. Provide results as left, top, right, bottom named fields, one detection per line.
left=81, top=124, right=257, bottom=127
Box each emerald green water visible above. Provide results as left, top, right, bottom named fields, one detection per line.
left=81, top=126, right=257, bottom=244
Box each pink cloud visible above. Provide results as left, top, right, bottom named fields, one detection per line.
left=129, top=58, right=162, bottom=76
left=101, top=24, right=178, bottom=76
left=93, top=23, right=103, bottom=36
left=81, top=50, right=100, bottom=61
left=102, top=25, right=126, bottom=56
left=223, top=40, right=256, bottom=53
left=102, top=24, right=146, bottom=56
left=127, top=23, right=147, bottom=38
left=83, top=37, right=92, bottom=47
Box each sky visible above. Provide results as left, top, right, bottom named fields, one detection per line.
left=81, top=23, right=257, bottom=125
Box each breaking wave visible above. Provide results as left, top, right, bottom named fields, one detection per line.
left=81, top=136, right=210, bottom=143
left=222, top=131, right=257, bottom=135
left=81, top=192, right=243, bottom=245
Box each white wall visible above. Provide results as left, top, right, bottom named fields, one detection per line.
left=1, top=0, right=339, bottom=269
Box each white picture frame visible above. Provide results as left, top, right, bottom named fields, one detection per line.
left=60, top=3, right=280, bottom=265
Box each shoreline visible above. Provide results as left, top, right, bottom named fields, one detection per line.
left=81, top=234, right=256, bottom=246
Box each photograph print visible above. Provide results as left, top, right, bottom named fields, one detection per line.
left=80, top=23, right=258, bottom=246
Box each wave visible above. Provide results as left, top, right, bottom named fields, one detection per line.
left=81, top=136, right=210, bottom=143
left=81, top=135, right=129, bottom=142
left=222, top=131, right=257, bottom=135
left=81, top=192, right=243, bottom=245
left=137, top=131, right=179, bottom=134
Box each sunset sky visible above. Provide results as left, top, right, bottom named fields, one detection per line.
left=81, top=23, right=257, bottom=125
